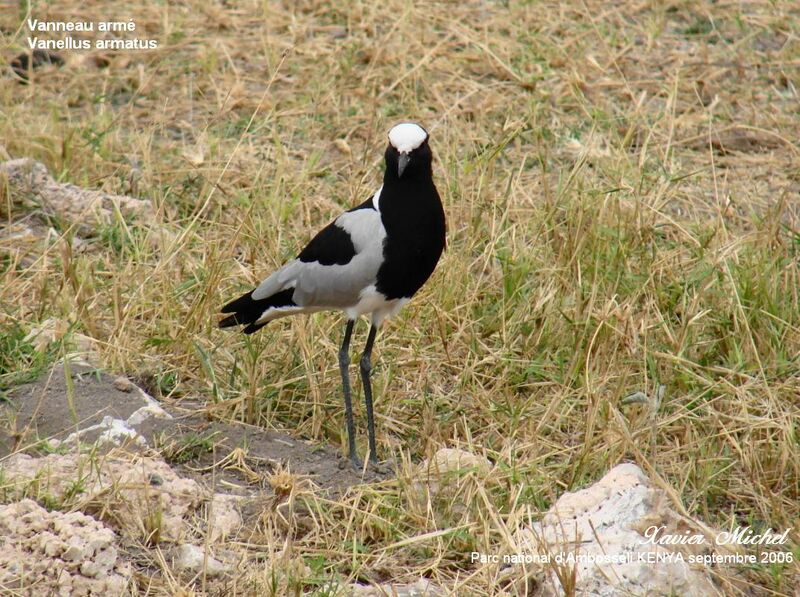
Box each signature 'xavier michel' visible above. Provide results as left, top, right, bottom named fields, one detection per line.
left=220, top=123, right=446, bottom=466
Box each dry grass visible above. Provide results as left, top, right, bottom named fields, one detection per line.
left=1, top=0, right=799, bottom=594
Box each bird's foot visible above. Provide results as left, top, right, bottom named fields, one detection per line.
left=369, top=460, right=392, bottom=475
left=338, top=454, right=364, bottom=470
left=338, top=452, right=392, bottom=475
left=364, top=453, right=393, bottom=475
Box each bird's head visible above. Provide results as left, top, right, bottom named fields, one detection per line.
left=385, top=122, right=431, bottom=180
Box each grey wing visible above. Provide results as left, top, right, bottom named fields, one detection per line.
left=252, top=207, right=386, bottom=311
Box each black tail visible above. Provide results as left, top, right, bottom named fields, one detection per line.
left=219, top=288, right=296, bottom=334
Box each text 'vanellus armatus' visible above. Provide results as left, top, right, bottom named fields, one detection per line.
left=220, top=123, right=446, bottom=466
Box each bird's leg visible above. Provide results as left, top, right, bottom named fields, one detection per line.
left=360, top=324, right=379, bottom=463
left=338, top=319, right=360, bottom=466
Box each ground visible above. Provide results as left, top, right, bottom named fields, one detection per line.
left=1, top=0, right=799, bottom=595
left=2, top=362, right=389, bottom=491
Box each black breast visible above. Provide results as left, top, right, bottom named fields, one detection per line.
left=374, top=180, right=446, bottom=300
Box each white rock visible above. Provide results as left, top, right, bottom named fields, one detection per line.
left=419, top=448, right=492, bottom=476
left=22, top=318, right=98, bottom=362
left=414, top=448, right=493, bottom=516
left=130, top=384, right=171, bottom=414
left=171, top=543, right=230, bottom=577
left=48, top=378, right=171, bottom=451
left=80, top=560, right=101, bottom=578
left=507, top=463, right=721, bottom=596
left=349, top=578, right=443, bottom=596
left=3, top=453, right=203, bottom=543
left=58, top=415, right=147, bottom=449
left=127, top=403, right=171, bottom=427
left=62, top=544, right=84, bottom=562
left=0, top=158, right=154, bottom=232
left=207, top=494, right=243, bottom=542
left=43, top=535, right=64, bottom=557
left=0, top=499, right=129, bottom=594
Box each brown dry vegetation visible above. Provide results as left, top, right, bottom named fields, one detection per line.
left=1, top=0, right=799, bottom=595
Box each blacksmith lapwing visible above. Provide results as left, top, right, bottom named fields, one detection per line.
left=220, top=123, right=446, bottom=466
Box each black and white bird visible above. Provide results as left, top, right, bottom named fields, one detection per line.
left=219, top=123, right=446, bottom=466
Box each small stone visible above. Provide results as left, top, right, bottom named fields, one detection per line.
left=43, top=537, right=65, bottom=557
left=113, top=376, right=134, bottom=392
left=208, top=494, right=242, bottom=542
left=93, top=545, right=118, bottom=571
left=149, top=473, right=164, bottom=486
left=350, top=578, right=443, bottom=596
left=57, top=572, right=72, bottom=592
left=79, top=560, right=100, bottom=578
left=420, top=448, right=492, bottom=476
left=86, top=536, right=109, bottom=555
left=333, top=138, right=352, bottom=155
left=371, top=462, right=392, bottom=475
left=414, top=448, right=493, bottom=517
left=172, top=544, right=230, bottom=577
left=62, top=545, right=84, bottom=561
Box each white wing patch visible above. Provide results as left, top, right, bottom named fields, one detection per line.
left=251, top=199, right=387, bottom=312
left=254, top=305, right=306, bottom=325
left=388, top=123, right=427, bottom=153
left=372, top=185, right=383, bottom=213
left=334, top=207, right=384, bottom=253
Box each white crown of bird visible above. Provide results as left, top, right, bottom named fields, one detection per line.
left=388, top=122, right=428, bottom=153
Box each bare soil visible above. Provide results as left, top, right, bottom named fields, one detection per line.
left=1, top=362, right=391, bottom=496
